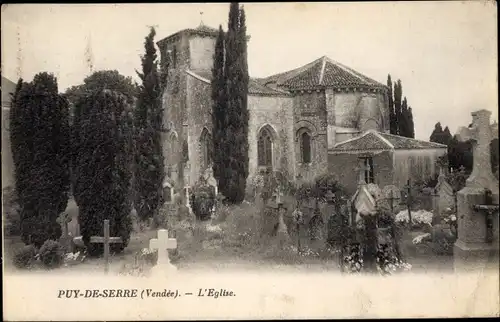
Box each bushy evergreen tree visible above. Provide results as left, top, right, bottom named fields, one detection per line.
left=211, top=25, right=227, bottom=193
left=10, top=73, right=70, bottom=247
left=73, top=85, right=134, bottom=256
left=400, top=97, right=409, bottom=137
left=134, top=27, right=165, bottom=221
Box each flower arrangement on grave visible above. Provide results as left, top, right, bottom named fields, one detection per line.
left=189, top=175, right=216, bottom=221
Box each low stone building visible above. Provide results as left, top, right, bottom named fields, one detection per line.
left=329, top=130, right=447, bottom=195
left=2, top=76, right=16, bottom=189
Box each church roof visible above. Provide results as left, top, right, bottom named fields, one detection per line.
left=259, top=56, right=387, bottom=92
left=186, top=70, right=291, bottom=97
left=331, top=130, right=447, bottom=152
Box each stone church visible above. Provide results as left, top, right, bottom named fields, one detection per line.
left=156, top=24, right=446, bottom=195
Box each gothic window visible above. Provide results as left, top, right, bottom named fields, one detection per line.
left=171, top=46, right=177, bottom=69
left=258, top=127, right=273, bottom=168
left=200, top=128, right=212, bottom=171
left=360, top=157, right=375, bottom=184
left=300, top=132, right=312, bottom=163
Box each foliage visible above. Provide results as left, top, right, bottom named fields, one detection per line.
left=189, top=179, right=216, bottom=221
left=72, top=88, right=134, bottom=256
left=134, top=27, right=166, bottom=221
left=387, top=76, right=414, bottom=137
left=10, top=73, right=70, bottom=247
left=430, top=122, right=452, bottom=145
left=387, top=75, right=397, bottom=135
left=63, top=70, right=139, bottom=107
left=2, top=186, right=21, bottom=236
left=222, top=3, right=250, bottom=203
left=38, top=240, right=65, bottom=269
left=260, top=170, right=297, bottom=203
left=395, top=209, right=434, bottom=227
left=13, top=245, right=37, bottom=270
left=312, top=173, right=347, bottom=202
left=211, top=25, right=227, bottom=192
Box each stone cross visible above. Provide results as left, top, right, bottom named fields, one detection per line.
left=57, top=213, right=73, bottom=251
left=273, top=187, right=284, bottom=205
left=90, top=220, right=123, bottom=274
left=456, top=109, right=499, bottom=191
left=473, top=188, right=499, bottom=243
left=149, top=229, right=177, bottom=267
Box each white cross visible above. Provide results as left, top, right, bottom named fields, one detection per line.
left=273, top=187, right=284, bottom=204
left=149, top=229, right=177, bottom=266
left=456, top=109, right=499, bottom=191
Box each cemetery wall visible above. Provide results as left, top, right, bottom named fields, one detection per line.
left=393, top=148, right=446, bottom=187
left=327, top=150, right=393, bottom=195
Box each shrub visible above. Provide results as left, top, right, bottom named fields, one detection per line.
left=189, top=180, right=216, bottom=221
left=3, top=186, right=21, bottom=237
left=39, top=240, right=65, bottom=269
left=13, top=245, right=37, bottom=269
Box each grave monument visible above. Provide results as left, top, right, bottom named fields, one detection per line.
left=454, top=109, right=499, bottom=271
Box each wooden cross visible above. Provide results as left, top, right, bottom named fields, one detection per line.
left=149, top=229, right=177, bottom=266
left=90, top=220, right=123, bottom=274
left=399, top=179, right=413, bottom=225
left=456, top=109, right=499, bottom=190
left=473, top=188, right=499, bottom=243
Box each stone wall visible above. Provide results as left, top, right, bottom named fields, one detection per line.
left=248, top=94, right=295, bottom=180
left=328, top=151, right=394, bottom=196
left=189, top=36, right=216, bottom=71
left=160, top=33, right=191, bottom=190
left=185, top=73, right=213, bottom=187
left=292, top=91, right=328, bottom=182
left=393, top=149, right=447, bottom=187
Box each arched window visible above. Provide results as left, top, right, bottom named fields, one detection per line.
left=258, top=127, right=273, bottom=168
left=297, top=127, right=313, bottom=164
left=200, top=128, right=212, bottom=171
left=300, top=132, right=312, bottom=163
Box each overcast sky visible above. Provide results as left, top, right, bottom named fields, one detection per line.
left=1, top=2, right=497, bottom=140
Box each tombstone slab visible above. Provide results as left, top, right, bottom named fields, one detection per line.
left=454, top=110, right=499, bottom=272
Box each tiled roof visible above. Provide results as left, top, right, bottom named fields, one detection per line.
left=186, top=70, right=291, bottom=97
left=332, top=130, right=447, bottom=152
left=260, top=56, right=387, bottom=91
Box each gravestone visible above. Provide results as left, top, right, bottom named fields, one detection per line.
left=163, top=181, right=174, bottom=204
left=149, top=229, right=177, bottom=275
left=433, top=167, right=455, bottom=216
left=454, top=109, right=499, bottom=271
left=204, top=166, right=218, bottom=196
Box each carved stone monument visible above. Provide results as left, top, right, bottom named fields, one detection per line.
left=454, top=109, right=499, bottom=271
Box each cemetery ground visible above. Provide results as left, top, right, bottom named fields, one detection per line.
left=4, top=195, right=455, bottom=275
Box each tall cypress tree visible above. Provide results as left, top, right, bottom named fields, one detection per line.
left=387, top=74, right=397, bottom=134
left=223, top=2, right=250, bottom=203
left=407, top=106, right=415, bottom=138
left=134, top=27, right=165, bottom=221
left=211, top=25, right=227, bottom=192
left=10, top=73, right=70, bottom=247
left=393, top=80, right=402, bottom=135
left=400, top=96, right=409, bottom=137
